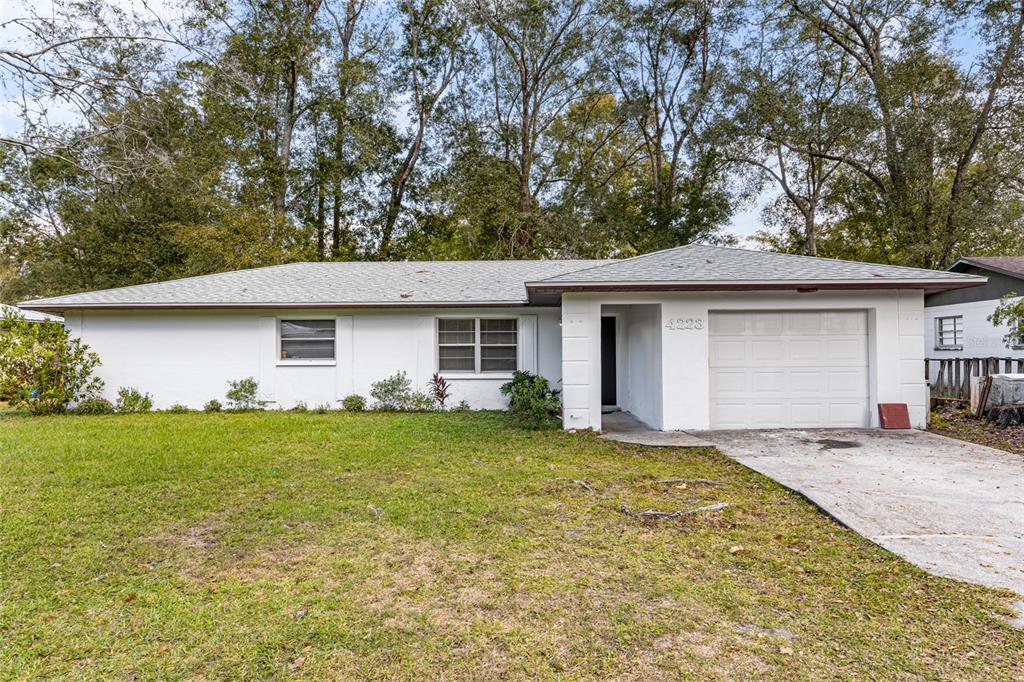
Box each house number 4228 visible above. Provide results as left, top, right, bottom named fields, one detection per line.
left=665, top=317, right=704, bottom=330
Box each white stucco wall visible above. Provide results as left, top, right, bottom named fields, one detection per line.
left=65, top=308, right=561, bottom=410
left=560, top=289, right=929, bottom=431
left=923, top=298, right=1024, bottom=379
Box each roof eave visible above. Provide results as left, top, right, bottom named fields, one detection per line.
left=18, top=300, right=534, bottom=313
left=526, top=278, right=987, bottom=296
left=951, top=258, right=1024, bottom=281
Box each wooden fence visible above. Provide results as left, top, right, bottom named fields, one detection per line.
left=925, top=357, right=1024, bottom=401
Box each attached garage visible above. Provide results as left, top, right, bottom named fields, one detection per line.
left=708, top=310, right=870, bottom=429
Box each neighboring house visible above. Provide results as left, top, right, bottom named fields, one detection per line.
left=924, top=257, right=1024, bottom=378
left=0, top=303, right=63, bottom=324
left=20, top=245, right=984, bottom=430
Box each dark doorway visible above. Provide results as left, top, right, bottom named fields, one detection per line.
left=601, top=316, right=617, bottom=406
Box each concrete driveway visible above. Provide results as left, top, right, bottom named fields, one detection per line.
left=697, top=429, right=1024, bottom=594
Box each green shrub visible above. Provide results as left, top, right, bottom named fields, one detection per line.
left=167, top=404, right=190, bottom=414
left=116, top=387, right=153, bottom=413
left=75, top=397, right=115, bottom=415
left=369, top=372, right=434, bottom=411
left=0, top=309, right=103, bottom=415
left=453, top=400, right=471, bottom=412
left=290, top=401, right=309, bottom=412
left=314, top=403, right=330, bottom=414
left=203, top=399, right=223, bottom=412
left=226, top=377, right=263, bottom=410
left=342, top=394, right=366, bottom=411
left=500, top=371, right=561, bottom=429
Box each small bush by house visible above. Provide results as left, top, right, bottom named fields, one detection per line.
left=370, top=372, right=434, bottom=411
left=226, top=377, right=263, bottom=410
left=500, top=371, right=561, bottom=429
left=74, top=397, right=115, bottom=415
left=342, top=394, right=366, bottom=411
left=116, top=387, right=153, bottom=413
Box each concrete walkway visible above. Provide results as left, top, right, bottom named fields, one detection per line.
left=599, top=411, right=714, bottom=448
left=697, top=429, right=1024, bottom=594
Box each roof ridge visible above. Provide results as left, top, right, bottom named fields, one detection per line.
left=539, top=243, right=982, bottom=282
left=534, top=244, right=690, bottom=282
left=685, top=244, right=986, bottom=277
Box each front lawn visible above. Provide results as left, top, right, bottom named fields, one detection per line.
left=1, top=412, right=1021, bottom=679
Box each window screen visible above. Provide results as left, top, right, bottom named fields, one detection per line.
left=280, top=319, right=335, bottom=360
left=438, top=318, right=517, bottom=373
left=935, top=316, right=963, bottom=349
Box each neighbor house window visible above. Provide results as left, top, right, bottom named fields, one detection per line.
left=438, top=318, right=517, bottom=373
left=935, top=316, right=963, bottom=350
left=280, top=319, right=335, bottom=360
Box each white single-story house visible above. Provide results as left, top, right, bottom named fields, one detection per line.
left=924, top=257, right=1024, bottom=379
left=20, top=245, right=984, bottom=430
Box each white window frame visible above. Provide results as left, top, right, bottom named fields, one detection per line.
left=278, top=317, right=337, bottom=366
left=436, top=317, right=519, bottom=375
left=934, top=315, right=963, bottom=350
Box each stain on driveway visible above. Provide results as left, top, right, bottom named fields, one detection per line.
left=697, top=429, right=1024, bottom=595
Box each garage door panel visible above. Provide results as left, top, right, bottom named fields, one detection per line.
left=712, top=402, right=749, bottom=428
left=710, top=369, right=746, bottom=394
left=751, top=312, right=784, bottom=334
left=829, top=402, right=869, bottom=427
left=752, top=339, right=785, bottom=361
left=709, top=311, right=869, bottom=429
left=710, top=313, right=746, bottom=335
left=826, top=311, right=867, bottom=334
left=785, top=311, right=826, bottom=334
left=789, top=338, right=824, bottom=361
left=710, top=339, right=747, bottom=363
left=750, top=402, right=786, bottom=426
left=750, top=370, right=786, bottom=393
left=791, top=402, right=826, bottom=427
left=827, top=338, right=867, bottom=363
left=828, top=368, right=869, bottom=394
left=790, top=369, right=826, bottom=393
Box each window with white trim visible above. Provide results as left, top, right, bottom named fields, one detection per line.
left=280, top=319, right=335, bottom=360
left=437, top=318, right=517, bottom=373
left=935, top=316, right=963, bottom=349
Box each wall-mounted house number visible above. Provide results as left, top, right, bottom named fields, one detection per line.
left=665, top=317, right=704, bottom=330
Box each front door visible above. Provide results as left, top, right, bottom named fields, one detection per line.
left=601, top=316, right=617, bottom=406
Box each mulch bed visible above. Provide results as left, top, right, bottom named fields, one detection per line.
left=929, top=405, right=1024, bottom=455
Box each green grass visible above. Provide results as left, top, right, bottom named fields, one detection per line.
left=1, top=412, right=1021, bottom=680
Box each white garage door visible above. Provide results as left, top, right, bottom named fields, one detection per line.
left=709, top=311, right=870, bottom=429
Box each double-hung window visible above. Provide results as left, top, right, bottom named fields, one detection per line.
left=280, top=319, right=335, bottom=361
left=934, top=316, right=963, bottom=350
left=438, top=318, right=517, bottom=373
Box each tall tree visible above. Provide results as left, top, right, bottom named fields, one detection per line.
left=473, top=0, right=606, bottom=256
left=782, top=0, right=1024, bottom=266
left=607, top=0, right=739, bottom=250
left=377, top=0, right=468, bottom=259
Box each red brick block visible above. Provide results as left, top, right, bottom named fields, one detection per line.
left=877, top=403, right=912, bottom=429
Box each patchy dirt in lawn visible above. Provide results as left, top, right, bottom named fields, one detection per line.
left=929, top=406, right=1024, bottom=455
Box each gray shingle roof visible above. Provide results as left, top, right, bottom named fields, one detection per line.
left=20, top=245, right=984, bottom=311
left=20, top=260, right=609, bottom=309
left=533, top=245, right=984, bottom=285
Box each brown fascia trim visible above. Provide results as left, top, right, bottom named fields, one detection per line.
left=19, top=301, right=533, bottom=313
left=525, top=278, right=987, bottom=294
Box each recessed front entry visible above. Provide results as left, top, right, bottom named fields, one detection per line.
left=601, top=316, right=617, bottom=406
left=708, top=310, right=870, bottom=429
